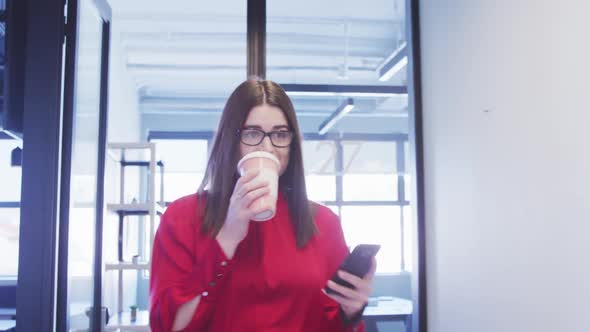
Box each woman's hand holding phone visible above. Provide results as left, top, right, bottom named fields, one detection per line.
left=323, top=257, right=376, bottom=319
left=323, top=244, right=379, bottom=320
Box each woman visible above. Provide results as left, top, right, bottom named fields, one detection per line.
left=149, top=79, right=376, bottom=332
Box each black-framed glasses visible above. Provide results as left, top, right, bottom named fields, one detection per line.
left=238, top=128, right=294, bottom=147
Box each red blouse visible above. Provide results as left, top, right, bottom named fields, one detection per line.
left=149, top=192, right=365, bottom=332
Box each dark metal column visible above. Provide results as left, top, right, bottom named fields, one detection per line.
left=406, top=0, right=428, bottom=332
left=17, top=0, right=66, bottom=330
left=247, top=0, right=266, bottom=78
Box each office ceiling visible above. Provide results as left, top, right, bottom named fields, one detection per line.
left=108, top=0, right=409, bottom=132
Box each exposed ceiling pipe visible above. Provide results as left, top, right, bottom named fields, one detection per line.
left=337, top=22, right=350, bottom=80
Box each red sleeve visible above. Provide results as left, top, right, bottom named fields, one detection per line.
left=317, top=206, right=366, bottom=332
left=149, top=196, right=233, bottom=332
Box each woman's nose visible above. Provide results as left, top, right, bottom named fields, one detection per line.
left=259, top=135, right=274, bottom=151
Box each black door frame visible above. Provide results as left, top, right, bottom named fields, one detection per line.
left=407, top=1, right=428, bottom=332
left=16, top=0, right=64, bottom=331
left=57, top=0, right=112, bottom=331
left=16, top=0, right=68, bottom=330
left=17, top=0, right=112, bottom=331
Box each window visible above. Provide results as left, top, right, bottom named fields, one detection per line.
left=266, top=0, right=410, bottom=274
left=303, top=137, right=409, bottom=274
left=0, top=208, right=19, bottom=277
left=303, top=140, right=337, bottom=202
left=341, top=206, right=402, bottom=273
left=0, top=139, right=22, bottom=278
left=343, top=141, right=399, bottom=201
left=151, top=139, right=209, bottom=203
left=339, top=139, right=409, bottom=274
left=0, top=140, right=21, bottom=202
left=402, top=205, right=414, bottom=272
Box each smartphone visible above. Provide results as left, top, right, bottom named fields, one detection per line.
left=325, top=244, right=381, bottom=295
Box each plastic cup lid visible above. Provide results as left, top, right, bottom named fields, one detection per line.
left=237, top=151, right=280, bottom=171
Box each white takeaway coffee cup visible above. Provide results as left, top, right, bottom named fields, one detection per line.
left=237, top=151, right=280, bottom=221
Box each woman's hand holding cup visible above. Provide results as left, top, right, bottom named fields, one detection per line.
left=216, top=169, right=270, bottom=258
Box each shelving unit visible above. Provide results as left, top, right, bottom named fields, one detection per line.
left=104, top=142, right=164, bottom=332
left=106, top=309, right=150, bottom=332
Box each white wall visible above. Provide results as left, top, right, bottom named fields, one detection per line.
left=420, top=1, right=590, bottom=331
left=108, top=25, right=140, bottom=143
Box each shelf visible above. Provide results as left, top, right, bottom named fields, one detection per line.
left=364, top=297, right=413, bottom=317
left=120, top=160, right=164, bottom=167
left=107, top=143, right=157, bottom=165
left=0, top=320, right=15, bottom=331
left=106, top=142, right=162, bottom=317
left=107, top=203, right=165, bottom=216
left=105, top=262, right=150, bottom=271
left=107, top=309, right=150, bottom=331
left=0, top=308, right=16, bottom=319
left=70, top=328, right=118, bottom=332
left=108, top=142, right=153, bottom=150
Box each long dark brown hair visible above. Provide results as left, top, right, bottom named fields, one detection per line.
left=197, top=78, right=317, bottom=248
